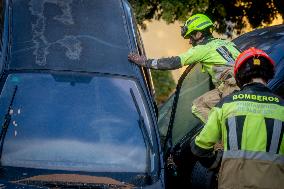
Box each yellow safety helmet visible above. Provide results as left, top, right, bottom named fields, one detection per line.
left=181, top=14, right=213, bottom=39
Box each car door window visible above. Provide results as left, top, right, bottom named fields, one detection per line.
left=158, top=64, right=211, bottom=146
left=170, top=64, right=211, bottom=145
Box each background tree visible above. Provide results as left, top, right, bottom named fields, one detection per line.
left=151, top=70, right=176, bottom=106
left=129, top=0, right=284, bottom=36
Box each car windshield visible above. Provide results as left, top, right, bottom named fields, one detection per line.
left=0, top=73, right=154, bottom=173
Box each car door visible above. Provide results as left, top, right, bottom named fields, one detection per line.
left=158, top=64, right=213, bottom=188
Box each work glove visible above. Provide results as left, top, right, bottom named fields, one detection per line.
left=214, top=141, right=224, bottom=151
left=208, top=149, right=223, bottom=170
left=128, top=53, right=147, bottom=67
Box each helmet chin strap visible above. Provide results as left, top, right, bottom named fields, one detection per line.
left=190, top=34, right=205, bottom=46
left=189, top=39, right=197, bottom=46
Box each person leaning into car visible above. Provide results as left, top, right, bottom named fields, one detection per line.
left=128, top=13, right=240, bottom=123
left=190, top=47, right=284, bottom=189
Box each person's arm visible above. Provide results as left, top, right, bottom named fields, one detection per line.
left=128, top=44, right=207, bottom=69
left=128, top=53, right=182, bottom=70
left=190, top=106, right=222, bottom=167
left=178, top=45, right=207, bottom=66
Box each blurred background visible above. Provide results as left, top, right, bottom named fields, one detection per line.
left=128, top=0, right=284, bottom=105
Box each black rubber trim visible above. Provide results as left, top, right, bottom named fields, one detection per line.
left=225, top=118, right=230, bottom=150
left=276, top=122, right=284, bottom=153
left=265, top=118, right=275, bottom=152
left=236, top=115, right=246, bottom=150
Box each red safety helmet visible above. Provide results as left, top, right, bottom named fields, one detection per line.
left=234, top=47, right=275, bottom=87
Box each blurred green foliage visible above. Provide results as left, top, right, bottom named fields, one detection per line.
left=151, top=70, right=176, bottom=106
left=129, top=0, right=284, bottom=37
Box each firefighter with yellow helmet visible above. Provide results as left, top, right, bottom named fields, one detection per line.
left=128, top=13, right=240, bottom=123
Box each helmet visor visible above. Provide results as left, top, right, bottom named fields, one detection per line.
left=181, top=25, right=189, bottom=39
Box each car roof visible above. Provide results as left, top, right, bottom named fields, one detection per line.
left=233, top=24, right=284, bottom=53
left=8, top=0, right=138, bottom=77
left=233, top=24, right=284, bottom=91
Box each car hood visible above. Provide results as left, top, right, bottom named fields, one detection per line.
left=0, top=180, right=48, bottom=189
left=0, top=166, right=156, bottom=189
left=9, top=174, right=134, bottom=189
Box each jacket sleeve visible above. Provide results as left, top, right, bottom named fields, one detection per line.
left=145, top=56, right=183, bottom=70
left=178, top=45, right=207, bottom=66
left=191, top=107, right=222, bottom=158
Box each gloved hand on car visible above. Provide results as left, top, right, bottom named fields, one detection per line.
left=209, top=149, right=223, bottom=170
left=128, top=53, right=147, bottom=67
left=191, top=138, right=224, bottom=170
left=197, top=149, right=223, bottom=170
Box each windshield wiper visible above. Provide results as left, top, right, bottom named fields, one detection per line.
left=130, top=89, right=153, bottom=151
left=0, top=85, right=18, bottom=157
left=130, top=88, right=153, bottom=184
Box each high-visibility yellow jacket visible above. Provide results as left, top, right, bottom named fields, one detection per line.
left=145, top=37, right=240, bottom=86
left=179, top=38, right=240, bottom=85
left=191, top=83, right=284, bottom=189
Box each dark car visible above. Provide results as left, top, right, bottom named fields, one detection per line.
left=0, top=0, right=165, bottom=188
left=233, top=24, right=284, bottom=97
left=158, top=24, right=284, bottom=188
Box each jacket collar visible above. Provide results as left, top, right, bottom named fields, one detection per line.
left=241, top=82, right=271, bottom=92
left=197, top=36, right=214, bottom=45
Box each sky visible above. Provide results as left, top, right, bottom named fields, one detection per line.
left=140, top=16, right=283, bottom=82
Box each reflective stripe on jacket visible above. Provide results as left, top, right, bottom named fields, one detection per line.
left=192, top=83, right=284, bottom=189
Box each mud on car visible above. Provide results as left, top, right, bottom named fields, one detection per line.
left=158, top=24, right=284, bottom=189
left=0, top=0, right=165, bottom=188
